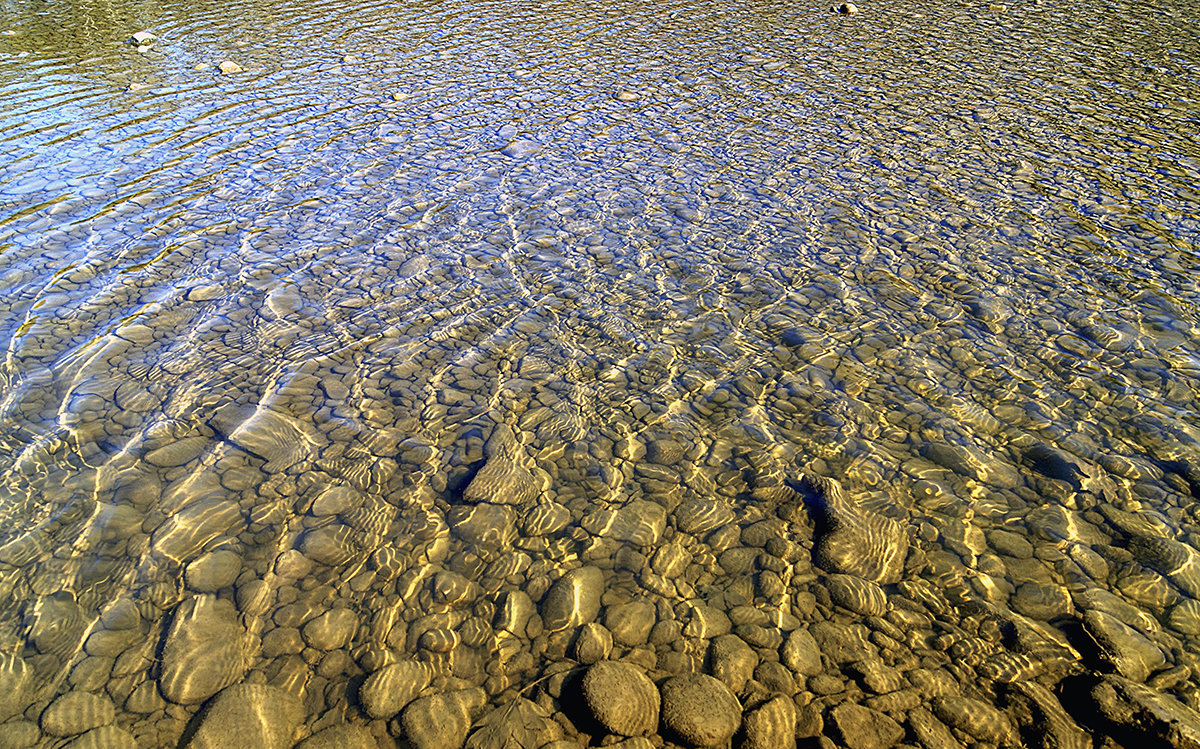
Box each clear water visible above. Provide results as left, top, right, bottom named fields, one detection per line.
left=1, top=0, right=1199, bottom=745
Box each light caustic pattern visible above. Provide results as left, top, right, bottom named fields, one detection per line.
left=0, top=0, right=1199, bottom=746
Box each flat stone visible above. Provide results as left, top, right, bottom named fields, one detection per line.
left=449, top=504, right=517, bottom=549
left=931, top=695, right=1016, bottom=745
left=218, top=60, right=244, bottom=75
left=605, top=601, right=656, bottom=647
left=581, top=660, right=660, bottom=736
left=781, top=628, right=823, bottom=676
left=40, top=691, right=115, bottom=737
left=660, top=674, right=741, bottom=747
left=1089, top=674, right=1200, bottom=749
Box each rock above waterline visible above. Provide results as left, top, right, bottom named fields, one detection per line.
left=129, top=31, right=156, bottom=45
left=660, top=674, right=741, bottom=747
left=581, top=660, right=660, bottom=736
left=218, top=60, right=244, bottom=75
left=834, top=2, right=858, bottom=13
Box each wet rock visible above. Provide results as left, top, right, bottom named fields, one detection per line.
left=1089, top=674, right=1200, bottom=748
left=302, top=608, right=359, bottom=651
left=1003, top=681, right=1089, bottom=749
left=463, top=424, right=538, bottom=505
left=581, top=660, right=660, bottom=736
left=825, top=573, right=887, bottom=616
left=211, top=404, right=313, bottom=471
left=159, top=595, right=251, bottom=705
left=0, top=721, right=38, bottom=748
left=646, top=439, right=685, bottom=465
left=185, top=549, right=242, bottom=592
left=519, top=501, right=571, bottom=536
left=830, top=703, right=904, bottom=749
left=359, top=660, right=432, bottom=719
left=400, top=687, right=486, bottom=749
left=709, top=634, right=757, bottom=694
left=1129, top=536, right=1200, bottom=598
left=804, top=476, right=906, bottom=584
left=542, top=566, right=603, bottom=631
left=62, top=726, right=137, bottom=749
left=1082, top=609, right=1166, bottom=683
left=931, top=695, right=1015, bottom=745
left=310, top=486, right=362, bottom=517
left=0, top=655, right=34, bottom=723
left=660, top=674, right=741, bottom=747
left=907, top=707, right=963, bottom=749
left=501, top=140, right=541, bottom=158
left=585, top=500, right=667, bottom=546
left=675, top=497, right=734, bottom=535
left=466, top=698, right=563, bottom=749
left=781, top=628, right=823, bottom=676
left=129, top=30, right=156, bottom=46
left=605, top=601, right=656, bottom=647
left=449, top=504, right=517, bottom=549
left=574, top=623, right=613, bottom=664
left=295, top=723, right=376, bottom=749
left=40, top=691, right=115, bottom=737
left=810, top=621, right=875, bottom=664
left=219, top=60, right=244, bottom=75
left=834, top=2, right=858, bottom=13
left=185, top=683, right=303, bottom=749
left=742, top=695, right=797, bottom=749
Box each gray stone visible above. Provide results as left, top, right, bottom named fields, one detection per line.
left=582, top=660, right=660, bottom=736
left=660, top=674, right=741, bottom=747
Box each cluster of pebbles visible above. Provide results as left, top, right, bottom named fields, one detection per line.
left=1, top=1, right=1200, bottom=747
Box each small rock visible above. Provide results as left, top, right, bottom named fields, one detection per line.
left=185, top=683, right=302, bottom=749
left=40, top=692, right=115, bottom=737
left=359, top=660, right=431, bottom=720
left=218, top=60, right=244, bottom=75
left=401, top=687, right=486, bottom=749
left=465, top=698, right=563, bottom=749
left=834, top=2, right=858, bottom=13
left=605, top=601, right=656, bottom=647
left=781, top=628, right=823, bottom=676
left=830, top=703, right=904, bottom=749
left=1082, top=610, right=1166, bottom=683
left=129, top=31, right=156, bottom=46
left=301, top=608, right=359, bottom=651
left=616, top=91, right=639, bottom=102
left=931, top=695, right=1015, bottom=745
left=709, top=634, right=756, bottom=695
left=542, top=566, right=603, bottom=631
left=185, top=549, right=242, bottom=592
left=0, top=720, right=38, bottom=748
left=62, top=726, right=136, bottom=749
left=159, top=596, right=250, bottom=705
left=660, top=674, right=741, bottom=747
left=582, top=660, right=660, bottom=736
left=295, top=724, right=376, bottom=749
left=574, top=623, right=613, bottom=664
left=743, top=695, right=797, bottom=749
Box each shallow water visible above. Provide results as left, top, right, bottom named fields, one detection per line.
left=1, top=0, right=1200, bottom=746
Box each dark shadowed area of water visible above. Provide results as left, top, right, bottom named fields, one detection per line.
left=1, top=0, right=1199, bottom=746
